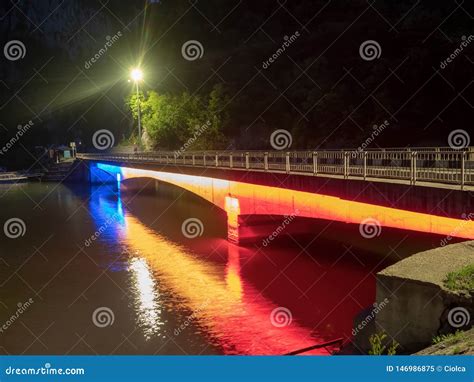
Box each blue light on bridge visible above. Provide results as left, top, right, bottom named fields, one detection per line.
left=87, top=163, right=127, bottom=253
left=97, top=162, right=122, bottom=176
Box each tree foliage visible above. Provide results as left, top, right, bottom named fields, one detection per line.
left=127, top=84, right=229, bottom=150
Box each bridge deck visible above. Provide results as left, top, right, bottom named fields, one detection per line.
left=78, top=147, right=474, bottom=191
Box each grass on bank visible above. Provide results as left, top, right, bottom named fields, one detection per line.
left=368, top=333, right=399, bottom=355
left=419, top=328, right=474, bottom=355
left=432, top=330, right=474, bottom=355
left=444, top=264, right=474, bottom=293
left=432, top=330, right=466, bottom=345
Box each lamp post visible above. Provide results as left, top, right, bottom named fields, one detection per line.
left=130, top=68, right=143, bottom=151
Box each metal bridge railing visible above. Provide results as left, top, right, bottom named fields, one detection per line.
left=77, top=147, right=474, bottom=190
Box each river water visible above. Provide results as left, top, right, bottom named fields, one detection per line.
left=0, top=181, right=440, bottom=355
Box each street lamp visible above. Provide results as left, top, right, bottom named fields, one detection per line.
left=130, top=68, right=143, bottom=151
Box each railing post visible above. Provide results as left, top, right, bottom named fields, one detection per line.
left=411, top=151, right=417, bottom=185
left=461, top=151, right=465, bottom=190
left=312, top=152, right=318, bottom=175
left=203, top=153, right=206, bottom=167
left=264, top=152, right=268, bottom=171
left=215, top=153, right=219, bottom=167
left=192, top=154, right=195, bottom=166
left=363, top=151, right=367, bottom=180
left=286, top=152, right=290, bottom=173
left=245, top=152, right=249, bottom=169
left=229, top=153, right=233, bottom=168
left=344, top=151, right=349, bottom=179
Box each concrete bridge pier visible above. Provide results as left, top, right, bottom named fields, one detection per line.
left=224, top=195, right=241, bottom=245
left=223, top=195, right=293, bottom=246
left=224, top=196, right=307, bottom=246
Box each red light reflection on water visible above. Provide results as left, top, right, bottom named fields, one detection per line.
left=122, top=214, right=338, bottom=355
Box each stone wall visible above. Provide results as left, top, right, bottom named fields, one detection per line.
left=374, top=241, right=474, bottom=353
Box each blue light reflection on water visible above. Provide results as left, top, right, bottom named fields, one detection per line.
left=87, top=183, right=166, bottom=340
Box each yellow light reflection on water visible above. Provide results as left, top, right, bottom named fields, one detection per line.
left=129, top=257, right=164, bottom=340
left=225, top=246, right=243, bottom=300
left=122, top=214, right=327, bottom=355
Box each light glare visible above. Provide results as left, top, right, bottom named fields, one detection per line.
left=131, top=68, right=143, bottom=82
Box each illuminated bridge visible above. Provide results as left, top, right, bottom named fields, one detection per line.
left=77, top=148, right=474, bottom=244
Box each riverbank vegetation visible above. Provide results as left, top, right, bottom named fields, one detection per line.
left=418, top=328, right=474, bottom=355
left=368, top=333, right=398, bottom=355
left=444, top=265, right=474, bottom=293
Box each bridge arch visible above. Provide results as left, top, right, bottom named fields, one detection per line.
left=91, top=162, right=474, bottom=245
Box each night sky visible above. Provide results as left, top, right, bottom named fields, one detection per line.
left=0, top=0, right=473, bottom=169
